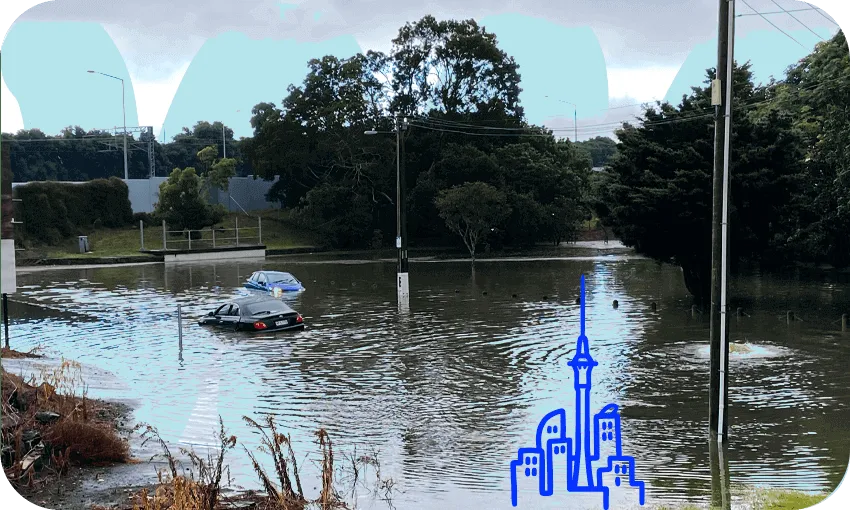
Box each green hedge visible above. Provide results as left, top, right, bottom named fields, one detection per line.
left=15, top=177, right=134, bottom=245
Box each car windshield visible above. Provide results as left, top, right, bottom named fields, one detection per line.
left=244, top=300, right=290, bottom=316
left=266, top=272, right=299, bottom=285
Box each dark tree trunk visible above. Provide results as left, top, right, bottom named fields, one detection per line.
left=681, top=260, right=710, bottom=306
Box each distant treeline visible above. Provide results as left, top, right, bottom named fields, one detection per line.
left=2, top=122, right=253, bottom=182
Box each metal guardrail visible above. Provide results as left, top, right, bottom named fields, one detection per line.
left=140, top=217, right=263, bottom=251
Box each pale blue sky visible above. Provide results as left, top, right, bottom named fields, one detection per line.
left=0, top=1, right=841, bottom=141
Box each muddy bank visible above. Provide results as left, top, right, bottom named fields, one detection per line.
left=1, top=357, right=177, bottom=510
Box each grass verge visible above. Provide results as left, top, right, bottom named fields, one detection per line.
left=651, top=487, right=830, bottom=510
left=17, top=210, right=318, bottom=260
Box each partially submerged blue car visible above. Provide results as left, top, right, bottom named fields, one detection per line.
left=245, top=271, right=305, bottom=294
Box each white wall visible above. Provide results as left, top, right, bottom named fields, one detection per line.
left=13, top=175, right=282, bottom=214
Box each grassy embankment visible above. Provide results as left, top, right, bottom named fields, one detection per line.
left=21, top=210, right=319, bottom=260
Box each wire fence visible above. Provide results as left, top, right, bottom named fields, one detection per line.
left=139, top=217, right=263, bottom=251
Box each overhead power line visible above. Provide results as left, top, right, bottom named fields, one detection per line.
left=805, top=2, right=839, bottom=26
left=736, top=6, right=829, bottom=17
left=740, top=0, right=807, bottom=48
left=770, top=0, right=824, bottom=40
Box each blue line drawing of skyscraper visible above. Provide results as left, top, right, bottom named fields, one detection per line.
left=509, top=274, right=646, bottom=509
left=568, top=274, right=599, bottom=491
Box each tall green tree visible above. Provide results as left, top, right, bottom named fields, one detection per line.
left=389, top=16, right=523, bottom=119
left=435, top=181, right=511, bottom=261
left=574, top=136, right=618, bottom=167
left=759, top=31, right=850, bottom=268
left=599, top=62, right=804, bottom=302
left=155, top=167, right=225, bottom=232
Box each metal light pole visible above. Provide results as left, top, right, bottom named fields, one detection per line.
left=88, top=70, right=129, bottom=180
left=365, top=116, right=410, bottom=307
left=545, top=96, right=578, bottom=142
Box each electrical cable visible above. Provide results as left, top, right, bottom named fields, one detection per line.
left=740, top=0, right=807, bottom=48
left=770, top=0, right=825, bottom=40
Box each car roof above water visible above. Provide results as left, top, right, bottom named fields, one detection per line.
left=253, top=271, right=300, bottom=281
left=228, top=295, right=293, bottom=310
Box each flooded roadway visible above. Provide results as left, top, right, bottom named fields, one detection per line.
left=5, top=253, right=850, bottom=509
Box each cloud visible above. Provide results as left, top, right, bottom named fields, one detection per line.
left=1, top=73, right=25, bottom=133
left=5, top=1, right=698, bottom=77
left=13, top=0, right=839, bottom=85
left=132, top=62, right=190, bottom=137
left=6, top=0, right=842, bottom=138
left=606, top=66, right=679, bottom=102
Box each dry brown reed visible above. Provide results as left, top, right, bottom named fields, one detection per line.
left=1, top=361, right=129, bottom=489
left=44, top=420, right=129, bottom=463
left=135, top=418, right=236, bottom=510
left=136, top=414, right=397, bottom=510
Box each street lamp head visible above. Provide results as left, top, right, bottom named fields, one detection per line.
left=364, top=130, right=378, bottom=135
left=87, top=70, right=95, bottom=73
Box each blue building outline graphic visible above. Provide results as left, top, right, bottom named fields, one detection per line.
left=510, top=274, right=646, bottom=509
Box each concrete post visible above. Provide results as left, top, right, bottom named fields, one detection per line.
left=162, top=220, right=167, bottom=250
left=140, top=220, right=145, bottom=251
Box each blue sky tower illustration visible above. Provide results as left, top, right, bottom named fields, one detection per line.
left=510, top=273, right=646, bottom=508
left=569, top=274, right=599, bottom=489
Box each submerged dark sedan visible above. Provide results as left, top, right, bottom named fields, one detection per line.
left=198, top=296, right=304, bottom=332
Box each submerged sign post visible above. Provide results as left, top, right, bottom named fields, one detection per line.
left=510, top=275, right=645, bottom=509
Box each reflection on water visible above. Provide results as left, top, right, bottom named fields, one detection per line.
left=6, top=257, right=850, bottom=509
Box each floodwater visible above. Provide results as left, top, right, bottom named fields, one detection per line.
left=5, top=253, right=850, bottom=509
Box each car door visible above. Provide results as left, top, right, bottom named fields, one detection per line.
left=219, top=304, right=240, bottom=328
left=211, top=304, right=230, bottom=326
left=256, top=272, right=268, bottom=289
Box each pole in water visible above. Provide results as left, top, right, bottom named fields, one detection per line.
left=787, top=311, right=794, bottom=324
left=651, top=302, right=657, bottom=312
left=177, top=304, right=183, bottom=350
left=841, top=314, right=847, bottom=332
left=2, top=293, right=9, bottom=349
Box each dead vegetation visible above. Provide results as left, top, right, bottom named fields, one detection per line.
left=1, top=360, right=130, bottom=490
left=133, top=414, right=398, bottom=510
left=3, top=359, right=397, bottom=510
left=1, top=345, right=44, bottom=359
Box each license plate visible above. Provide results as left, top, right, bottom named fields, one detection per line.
left=275, top=320, right=289, bottom=327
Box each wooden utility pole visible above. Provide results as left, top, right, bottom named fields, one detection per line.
left=709, top=0, right=735, bottom=443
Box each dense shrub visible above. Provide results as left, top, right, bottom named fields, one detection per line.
left=132, top=212, right=158, bottom=227
left=14, top=177, right=134, bottom=245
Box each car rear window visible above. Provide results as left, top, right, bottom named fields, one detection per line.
left=267, top=272, right=299, bottom=285
left=244, top=300, right=290, bottom=316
